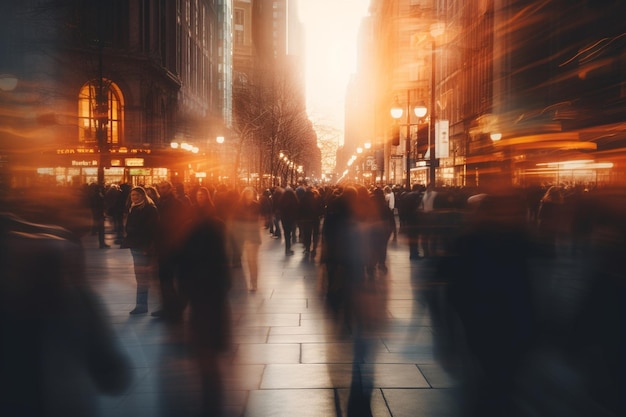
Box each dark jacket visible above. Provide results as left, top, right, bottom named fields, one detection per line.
left=124, top=203, right=159, bottom=251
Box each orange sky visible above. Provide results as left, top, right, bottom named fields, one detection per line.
left=299, top=0, right=370, bottom=143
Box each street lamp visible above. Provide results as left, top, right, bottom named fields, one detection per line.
left=390, top=92, right=428, bottom=189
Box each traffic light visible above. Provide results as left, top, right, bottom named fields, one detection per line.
left=391, top=125, right=400, bottom=146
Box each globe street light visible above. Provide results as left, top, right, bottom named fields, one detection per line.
left=390, top=92, right=428, bottom=189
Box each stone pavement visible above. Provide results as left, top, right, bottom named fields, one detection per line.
left=85, top=223, right=613, bottom=417
left=85, top=227, right=462, bottom=417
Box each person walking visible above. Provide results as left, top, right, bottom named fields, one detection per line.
left=88, top=183, right=109, bottom=248
left=234, top=187, right=262, bottom=291
left=123, top=186, right=159, bottom=315
left=177, top=197, right=232, bottom=417
left=277, top=187, right=299, bottom=256
left=1, top=210, right=132, bottom=416
left=384, top=185, right=397, bottom=241
left=298, top=187, right=319, bottom=257
left=193, top=186, right=216, bottom=219
left=152, top=180, right=190, bottom=320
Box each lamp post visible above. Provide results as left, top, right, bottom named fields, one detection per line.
left=391, top=91, right=428, bottom=189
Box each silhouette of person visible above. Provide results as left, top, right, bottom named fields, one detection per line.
left=123, top=186, right=159, bottom=315
left=0, top=209, right=131, bottom=416
left=233, top=187, right=262, bottom=291
left=178, top=207, right=232, bottom=416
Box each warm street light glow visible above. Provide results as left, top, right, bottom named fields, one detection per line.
left=170, top=142, right=179, bottom=149
left=490, top=132, right=502, bottom=141
left=216, top=136, right=225, bottom=144
left=357, top=147, right=363, bottom=154
left=390, top=106, right=403, bottom=119
left=364, top=142, right=371, bottom=150
left=414, top=102, right=427, bottom=118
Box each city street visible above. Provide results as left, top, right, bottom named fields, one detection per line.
left=86, top=226, right=460, bottom=417
left=85, top=222, right=599, bottom=417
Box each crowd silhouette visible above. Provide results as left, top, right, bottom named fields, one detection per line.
left=2, top=180, right=625, bottom=416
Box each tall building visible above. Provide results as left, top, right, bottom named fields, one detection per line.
left=363, top=0, right=626, bottom=188
left=233, top=0, right=255, bottom=86
left=233, top=0, right=319, bottom=186
left=0, top=0, right=228, bottom=187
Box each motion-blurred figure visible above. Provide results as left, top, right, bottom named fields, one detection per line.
left=178, top=201, right=233, bottom=417
left=0, top=204, right=131, bottom=416
left=123, top=186, right=159, bottom=315
left=277, top=187, right=299, bottom=256
left=434, top=193, right=535, bottom=416
left=321, top=186, right=388, bottom=417
left=153, top=180, right=190, bottom=320
left=537, top=185, right=564, bottom=256
left=88, top=183, right=109, bottom=248
left=234, top=187, right=262, bottom=291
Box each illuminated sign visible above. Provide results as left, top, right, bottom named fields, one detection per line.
left=125, top=158, right=145, bottom=167
left=71, top=160, right=98, bottom=166
left=195, top=172, right=207, bottom=178
left=110, top=159, right=122, bottom=167
left=56, top=148, right=96, bottom=155
left=129, top=168, right=152, bottom=176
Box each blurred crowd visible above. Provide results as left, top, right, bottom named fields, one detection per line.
left=1, top=179, right=625, bottom=416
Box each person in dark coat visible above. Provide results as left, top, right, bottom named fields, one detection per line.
left=194, top=186, right=216, bottom=219
left=152, top=180, right=190, bottom=320
left=277, top=187, right=299, bottom=255
left=178, top=200, right=232, bottom=417
left=435, top=193, right=535, bottom=416
left=403, top=184, right=424, bottom=260
left=233, top=187, right=262, bottom=291
left=123, top=186, right=159, bottom=315
left=1, top=207, right=131, bottom=416
left=88, top=183, right=109, bottom=248
left=320, top=186, right=387, bottom=417
left=366, top=187, right=394, bottom=274
left=298, top=187, right=321, bottom=257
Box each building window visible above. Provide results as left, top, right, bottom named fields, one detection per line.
left=234, top=8, right=244, bottom=26
left=78, top=80, right=123, bottom=146
left=234, top=29, right=244, bottom=46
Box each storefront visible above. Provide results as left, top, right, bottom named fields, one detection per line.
left=27, top=146, right=171, bottom=187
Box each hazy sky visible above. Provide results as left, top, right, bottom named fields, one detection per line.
left=299, top=0, right=370, bottom=141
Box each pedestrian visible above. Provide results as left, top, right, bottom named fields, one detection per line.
left=277, top=187, right=299, bottom=255
left=122, top=186, right=159, bottom=315
left=0, top=210, right=132, bottom=416
left=320, top=185, right=387, bottom=417
left=384, top=185, right=397, bottom=241
left=537, top=185, right=564, bottom=257
left=403, top=184, right=424, bottom=260
left=193, top=186, right=216, bottom=219
left=214, top=185, right=243, bottom=268
left=259, top=189, right=274, bottom=233
left=435, top=193, right=535, bottom=416
left=104, top=183, right=125, bottom=244
left=419, top=182, right=439, bottom=257
left=152, top=180, right=190, bottom=320
left=298, top=187, right=319, bottom=257
left=234, top=187, right=262, bottom=291
left=88, top=183, right=109, bottom=248
left=178, top=202, right=232, bottom=417
left=367, top=187, right=394, bottom=274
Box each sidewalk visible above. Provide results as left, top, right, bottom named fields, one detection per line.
left=84, top=228, right=459, bottom=417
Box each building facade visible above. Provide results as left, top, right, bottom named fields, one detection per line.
left=356, top=0, right=626, bottom=188
left=0, top=0, right=229, bottom=188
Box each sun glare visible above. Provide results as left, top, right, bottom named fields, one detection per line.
left=299, top=0, right=370, bottom=132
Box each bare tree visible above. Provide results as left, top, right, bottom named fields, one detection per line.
left=232, top=67, right=320, bottom=187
